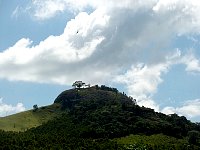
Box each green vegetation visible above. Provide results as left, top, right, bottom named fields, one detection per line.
left=0, top=85, right=200, bottom=149
left=0, top=103, right=62, bottom=131
left=116, top=134, right=200, bottom=150
left=188, top=130, right=200, bottom=145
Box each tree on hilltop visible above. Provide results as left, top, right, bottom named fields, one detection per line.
left=33, top=104, right=38, bottom=112
left=72, top=81, right=85, bottom=89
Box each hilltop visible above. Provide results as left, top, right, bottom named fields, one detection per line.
left=0, top=85, right=200, bottom=149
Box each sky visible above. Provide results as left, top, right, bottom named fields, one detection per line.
left=0, top=0, right=200, bottom=122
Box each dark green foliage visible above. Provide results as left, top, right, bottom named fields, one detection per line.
left=116, top=134, right=200, bottom=150
left=54, top=89, right=79, bottom=103
left=0, top=86, right=200, bottom=149
left=54, top=87, right=200, bottom=140
left=188, top=130, right=200, bottom=145
left=100, top=85, right=118, bottom=93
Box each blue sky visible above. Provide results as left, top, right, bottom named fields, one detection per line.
left=0, top=0, right=200, bottom=122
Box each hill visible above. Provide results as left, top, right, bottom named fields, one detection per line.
left=54, top=86, right=199, bottom=138
left=0, top=103, right=62, bottom=131
left=0, top=85, right=200, bottom=149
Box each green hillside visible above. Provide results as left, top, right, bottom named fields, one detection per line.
left=115, top=134, right=200, bottom=150
left=0, top=85, right=200, bottom=149
left=0, top=103, right=62, bottom=131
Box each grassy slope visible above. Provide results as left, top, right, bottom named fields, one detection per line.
left=0, top=103, right=62, bottom=132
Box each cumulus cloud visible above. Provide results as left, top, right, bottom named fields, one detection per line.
left=31, top=0, right=69, bottom=20
left=0, top=98, right=25, bottom=117
left=28, top=0, right=200, bottom=36
left=162, top=99, right=200, bottom=118
left=114, top=49, right=200, bottom=114
left=114, top=63, right=169, bottom=111
left=181, top=52, right=200, bottom=73
left=114, top=50, right=182, bottom=111
left=29, top=0, right=154, bottom=20
left=3, top=0, right=200, bottom=118
left=0, top=9, right=109, bottom=84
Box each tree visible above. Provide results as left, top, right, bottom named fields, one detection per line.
left=72, top=81, right=85, bottom=89
left=33, top=104, right=38, bottom=112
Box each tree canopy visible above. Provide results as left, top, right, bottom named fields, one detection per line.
left=72, top=81, right=85, bottom=89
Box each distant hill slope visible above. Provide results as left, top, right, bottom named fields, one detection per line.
left=0, top=103, right=62, bottom=131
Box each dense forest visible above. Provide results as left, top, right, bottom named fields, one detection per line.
left=0, top=85, right=200, bottom=149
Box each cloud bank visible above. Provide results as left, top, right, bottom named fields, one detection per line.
left=162, top=99, right=200, bottom=119
left=0, top=98, right=25, bottom=117
left=3, top=0, right=200, bottom=118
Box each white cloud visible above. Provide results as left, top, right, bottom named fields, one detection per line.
left=113, top=50, right=183, bottom=111
left=162, top=99, right=200, bottom=118
left=114, top=50, right=200, bottom=115
left=31, top=0, right=69, bottom=20
left=114, top=62, right=169, bottom=111
left=181, top=52, right=200, bottom=73
left=29, top=0, right=156, bottom=20
left=115, top=63, right=168, bottom=95
left=178, top=99, right=200, bottom=117
left=0, top=98, right=25, bottom=117
left=28, top=0, right=200, bottom=37
left=162, top=106, right=176, bottom=115
left=11, top=6, right=20, bottom=19
left=0, top=9, right=109, bottom=84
